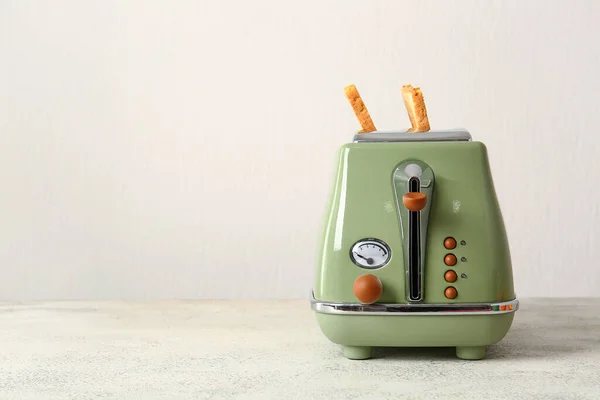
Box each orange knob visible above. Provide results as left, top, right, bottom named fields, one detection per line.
left=444, top=270, right=458, bottom=283
left=402, top=192, right=427, bottom=212
left=445, top=286, right=458, bottom=299
left=444, top=254, right=457, bottom=266
left=444, top=237, right=457, bottom=249
left=353, top=274, right=383, bottom=304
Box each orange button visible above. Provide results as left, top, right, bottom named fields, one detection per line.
left=444, top=286, right=458, bottom=299
left=353, top=274, right=383, bottom=304
left=444, top=270, right=457, bottom=283
left=500, top=305, right=507, bottom=311
left=444, top=237, right=457, bottom=249
left=444, top=254, right=457, bottom=266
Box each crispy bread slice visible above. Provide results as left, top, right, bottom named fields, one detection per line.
left=344, top=84, right=377, bottom=133
left=402, top=85, right=430, bottom=132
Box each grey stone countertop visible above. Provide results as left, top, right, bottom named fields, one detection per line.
left=0, top=298, right=598, bottom=399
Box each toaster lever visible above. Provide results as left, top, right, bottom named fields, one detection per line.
left=393, top=160, right=435, bottom=303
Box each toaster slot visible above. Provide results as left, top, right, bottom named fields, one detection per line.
left=408, top=177, right=421, bottom=301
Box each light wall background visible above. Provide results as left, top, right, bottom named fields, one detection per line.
left=1, top=1, right=599, bottom=300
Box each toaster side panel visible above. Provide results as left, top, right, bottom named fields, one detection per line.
left=314, top=145, right=407, bottom=303
left=423, top=141, right=515, bottom=303
left=424, top=142, right=515, bottom=303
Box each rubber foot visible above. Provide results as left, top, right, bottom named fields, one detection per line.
left=456, top=346, right=486, bottom=360
left=343, top=345, right=372, bottom=360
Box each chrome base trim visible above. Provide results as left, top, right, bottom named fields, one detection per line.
left=310, top=291, right=518, bottom=316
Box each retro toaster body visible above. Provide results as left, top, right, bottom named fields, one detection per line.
left=311, top=129, right=517, bottom=360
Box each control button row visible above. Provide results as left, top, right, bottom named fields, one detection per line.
left=443, top=238, right=459, bottom=299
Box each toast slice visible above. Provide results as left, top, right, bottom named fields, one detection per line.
left=344, top=84, right=377, bottom=133
left=402, top=85, right=430, bottom=132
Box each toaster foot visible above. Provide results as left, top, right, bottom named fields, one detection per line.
left=343, top=345, right=372, bottom=360
left=456, top=346, right=486, bottom=360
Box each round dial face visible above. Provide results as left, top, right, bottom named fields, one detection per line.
left=350, top=239, right=391, bottom=269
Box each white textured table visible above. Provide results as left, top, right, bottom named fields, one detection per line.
left=0, top=299, right=599, bottom=399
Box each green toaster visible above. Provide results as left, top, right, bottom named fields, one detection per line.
left=311, top=87, right=517, bottom=360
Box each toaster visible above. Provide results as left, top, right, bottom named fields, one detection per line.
left=311, top=88, right=517, bottom=360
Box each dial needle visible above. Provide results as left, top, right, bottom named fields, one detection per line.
left=355, top=253, right=374, bottom=265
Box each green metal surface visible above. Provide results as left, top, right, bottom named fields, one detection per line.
left=315, top=141, right=514, bottom=304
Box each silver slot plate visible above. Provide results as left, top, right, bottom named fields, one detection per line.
left=353, top=129, right=472, bottom=143
left=393, top=160, right=435, bottom=302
